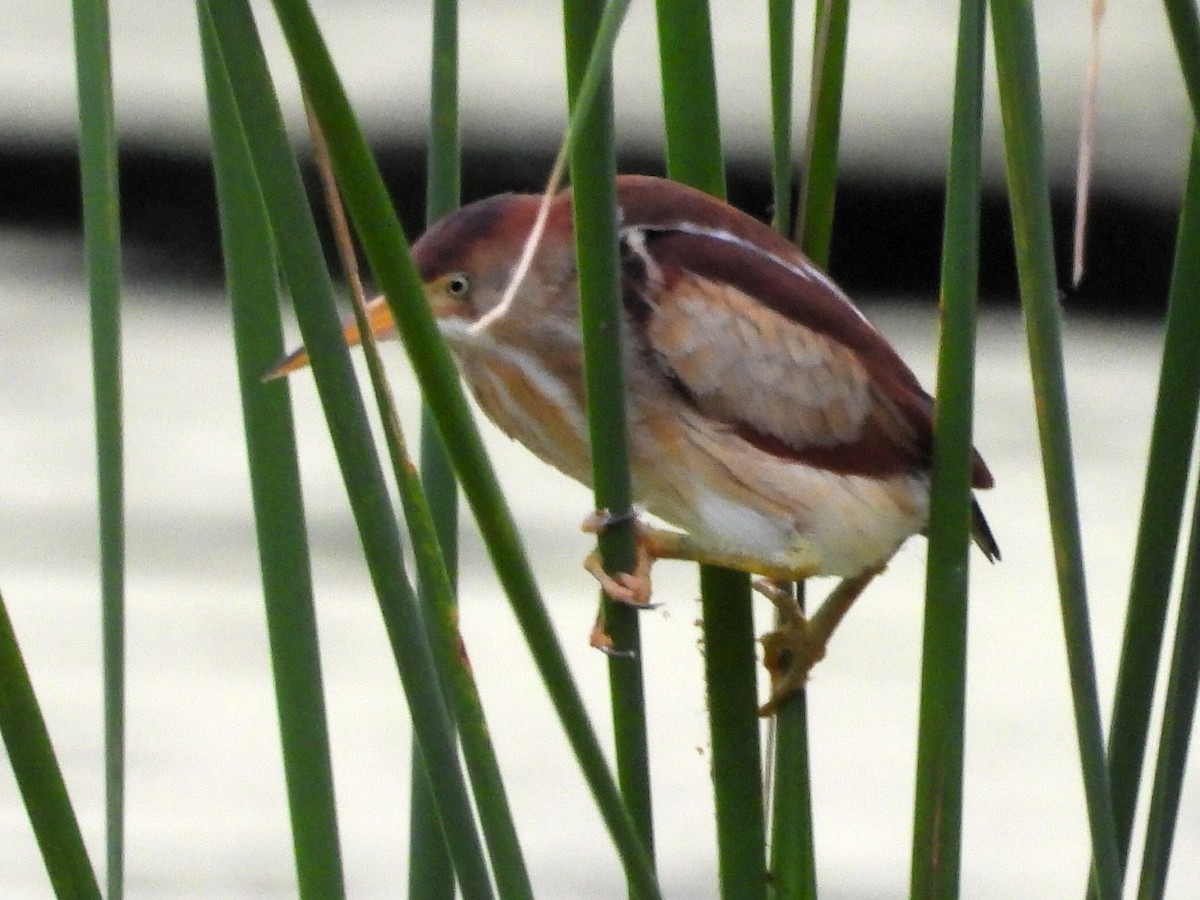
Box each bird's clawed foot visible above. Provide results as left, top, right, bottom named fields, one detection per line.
left=753, top=569, right=881, bottom=716
left=755, top=579, right=827, bottom=716
left=581, top=509, right=656, bottom=608
left=583, top=509, right=658, bottom=656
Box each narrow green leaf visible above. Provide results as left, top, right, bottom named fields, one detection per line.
left=70, top=0, right=124, bottom=893
left=315, top=128, right=533, bottom=895
left=200, top=4, right=494, bottom=895
left=764, top=6, right=818, bottom=899
left=0, top=588, right=102, bottom=899
left=1136, top=461, right=1200, bottom=898
left=654, top=4, right=765, bottom=897
left=410, top=1, right=462, bottom=895
left=201, top=22, right=346, bottom=898
left=655, top=0, right=725, bottom=192
left=989, top=2, right=1120, bottom=897
left=909, top=0, right=985, bottom=896
left=768, top=0, right=795, bottom=234
left=1165, top=0, right=1200, bottom=121
left=795, top=0, right=850, bottom=263
left=701, top=567, right=767, bottom=900
left=655, top=5, right=763, bottom=896
left=562, top=0, right=657, bottom=879
left=1102, top=135, right=1200, bottom=889
left=257, top=1, right=659, bottom=894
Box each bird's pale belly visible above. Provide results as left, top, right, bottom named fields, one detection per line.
left=627, top=407, right=930, bottom=579
left=451, top=332, right=928, bottom=581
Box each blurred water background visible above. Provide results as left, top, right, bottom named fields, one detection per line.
left=2, top=1, right=1199, bottom=897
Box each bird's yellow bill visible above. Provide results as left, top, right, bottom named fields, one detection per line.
left=264, top=295, right=397, bottom=381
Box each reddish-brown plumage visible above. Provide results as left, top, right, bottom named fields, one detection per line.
left=614, top=176, right=994, bottom=491
left=273, top=174, right=1000, bottom=710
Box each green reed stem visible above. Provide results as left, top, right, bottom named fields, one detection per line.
left=1136, top=460, right=1200, bottom=899
left=410, top=1, right=462, bottom=895
left=307, top=101, right=534, bottom=896
left=989, top=3, right=1120, bottom=897
left=795, top=0, right=849, bottom=262
left=1165, top=0, right=1200, bottom=119
left=202, top=4, right=495, bottom=894
left=1094, top=6, right=1200, bottom=892
left=259, top=1, right=658, bottom=893
left=70, top=0, right=124, bottom=894
left=701, top=567, right=767, bottom=900
left=0, top=589, right=102, bottom=899
left=563, top=0, right=656, bottom=880
left=201, top=22, right=347, bottom=898
left=768, top=0, right=795, bottom=234
left=909, top=1, right=985, bottom=896
left=656, top=6, right=765, bottom=895
left=1100, top=137, right=1200, bottom=896
left=763, top=5, right=818, bottom=899
left=656, top=0, right=726, bottom=192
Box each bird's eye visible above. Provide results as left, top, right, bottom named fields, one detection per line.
left=445, top=273, right=471, bottom=297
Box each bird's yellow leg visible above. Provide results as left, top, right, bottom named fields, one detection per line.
left=755, top=568, right=880, bottom=716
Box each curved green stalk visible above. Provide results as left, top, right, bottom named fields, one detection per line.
left=1097, top=3, right=1200, bottom=889
left=410, top=1, right=462, bottom=895
left=0, top=589, right=102, bottom=899
left=656, top=4, right=766, bottom=898
left=201, top=22, right=346, bottom=899
left=306, top=103, right=532, bottom=894
left=1136, top=464, right=1200, bottom=898
left=909, top=0, right=985, bottom=895
left=768, top=0, right=795, bottom=234
left=201, top=4, right=494, bottom=895
left=795, top=0, right=850, bottom=262
left=70, top=0, right=124, bottom=893
left=656, top=0, right=725, bottom=192
left=562, top=0, right=657, bottom=880
left=1101, top=136, right=1200, bottom=891
left=258, top=1, right=659, bottom=894
left=764, top=5, right=818, bottom=899
left=989, top=2, right=1120, bottom=897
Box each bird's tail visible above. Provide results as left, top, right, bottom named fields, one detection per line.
left=971, top=498, right=1001, bottom=562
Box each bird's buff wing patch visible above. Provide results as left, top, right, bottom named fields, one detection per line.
left=621, top=225, right=933, bottom=479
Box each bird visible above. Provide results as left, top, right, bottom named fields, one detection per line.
left=271, top=174, right=999, bottom=714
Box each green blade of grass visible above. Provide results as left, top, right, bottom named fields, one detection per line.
left=1165, top=0, right=1200, bottom=119
left=655, top=3, right=766, bottom=897
left=1097, top=3, right=1200, bottom=887
left=259, top=1, right=659, bottom=893
left=768, top=0, right=795, bottom=234
left=201, top=24, right=346, bottom=898
left=655, top=0, right=725, bottom=192
left=410, top=0, right=462, bottom=895
left=200, top=4, right=495, bottom=895
left=794, top=0, right=849, bottom=262
left=701, top=566, right=767, bottom=900
left=562, top=0, right=656, bottom=878
left=764, top=5, right=818, bottom=899
left=1136, top=459, right=1200, bottom=898
left=305, top=102, right=534, bottom=896
left=989, top=2, right=1120, bottom=897
left=1100, top=135, right=1200, bottom=890
left=0, top=588, right=102, bottom=899
left=909, top=0, right=986, bottom=896
left=70, top=0, right=124, bottom=894
left=769, top=2, right=853, bottom=890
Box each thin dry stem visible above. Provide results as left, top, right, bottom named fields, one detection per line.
left=470, top=134, right=572, bottom=335
left=1072, top=0, right=1107, bottom=288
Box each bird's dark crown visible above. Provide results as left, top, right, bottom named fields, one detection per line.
left=413, top=192, right=530, bottom=283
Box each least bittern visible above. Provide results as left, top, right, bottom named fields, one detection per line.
left=272, top=175, right=999, bottom=713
